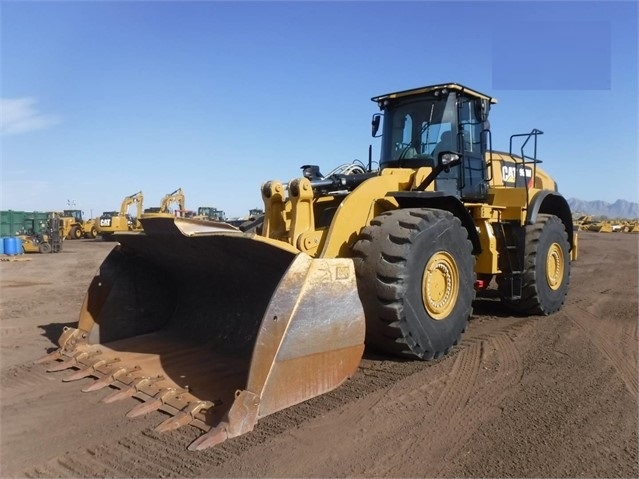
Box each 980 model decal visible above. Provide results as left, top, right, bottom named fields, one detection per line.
left=499, top=161, right=533, bottom=188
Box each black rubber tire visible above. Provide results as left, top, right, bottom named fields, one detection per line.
left=39, top=242, right=52, bottom=254
left=499, top=214, right=570, bottom=315
left=69, top=226, right=81, bottom=239
left=352, top=208, right=475, bottom=360
left=85, top=227, right=98, bottom=239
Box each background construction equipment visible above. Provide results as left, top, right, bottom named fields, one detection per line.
left=141, top=188, right=185, bottom=218
left=96, top=191, right=144, bottom=240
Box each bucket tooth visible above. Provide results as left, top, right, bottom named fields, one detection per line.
left=155, top=400, right=216, bottom=433
left=126, top=398, right=162, bottom=418
left=188, top=390, right=260, bottom=451
left=63, top=358, right=120, bottom=382
left=126, top=387, right=187, bottom=418
left=46, top=351, right=100, bottom=372
left=36, top=329, right=90, bottom=366
left=102, top=375, right=164, bottom=404
left=82, top=366, right=137, bottom=392
left=188, top=422, right=230, bottom=451
left=34, top=349, right=62, bottom=365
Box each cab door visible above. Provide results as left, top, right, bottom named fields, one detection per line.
left=458, top=97, right=489, bottom=201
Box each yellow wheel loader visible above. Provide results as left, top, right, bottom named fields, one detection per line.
left=190, top=206, right=226, bottom=221
left=37, top=83, right=577, bottom=450
left=97, top=191, right=144, bottom=241
left=59, top=209, right=98, bottom=239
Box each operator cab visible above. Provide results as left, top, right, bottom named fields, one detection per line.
left=63, top=209, right=84, bottom=222
left=197, top=207, right=226, bottom=221
left=372, top=83, right=496, bottom=201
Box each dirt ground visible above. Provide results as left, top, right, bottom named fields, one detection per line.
left=0, top=231, right=637, bottom=478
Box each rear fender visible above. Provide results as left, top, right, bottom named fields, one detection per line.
left=527, top=191, right=576, bottom=251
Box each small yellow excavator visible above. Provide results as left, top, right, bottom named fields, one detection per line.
left=96, top=191, right=144, bottom=241
left=38, top=83, right=577, bottom=451
left=141, top=188, right=186, bottom=218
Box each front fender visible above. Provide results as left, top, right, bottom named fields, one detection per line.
left=390, top=192, right=482, bottom=255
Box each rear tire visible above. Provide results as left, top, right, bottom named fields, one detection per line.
left=70, top=226, right=82, bottom=239
left=352, top=208, right=475, bottom=360
left=499, top=214, right=570, bottom=315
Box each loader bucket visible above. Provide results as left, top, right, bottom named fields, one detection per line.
left=39, top=217, right=365, bottom=450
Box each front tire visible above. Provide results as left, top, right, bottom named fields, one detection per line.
left=352, top=208, right=475, bottom=360
left=500, top=214, right=570, bottom=315
left=39, top=242, right=52, bottom=254
left=70, top=226, right=82, bottom=239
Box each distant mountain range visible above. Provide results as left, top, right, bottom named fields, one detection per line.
left=568, top=198, right=639, bottom=219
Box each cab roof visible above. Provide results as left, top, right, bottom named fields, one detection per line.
left=371, top=83, right=498, bottom=104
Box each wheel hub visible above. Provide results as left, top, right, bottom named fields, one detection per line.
left=422, top=251, right=459, bottom=320
left=546, top=242, right=565, bottom=290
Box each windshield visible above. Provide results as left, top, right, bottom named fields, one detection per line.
left=379, top=94, right=458, bottom=168
left=63, top=210, right=82, bottom=221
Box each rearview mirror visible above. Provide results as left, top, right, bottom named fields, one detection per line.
left=371, top=114, right=381, bottom=137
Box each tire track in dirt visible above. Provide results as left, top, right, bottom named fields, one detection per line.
left=22, top=421, right=256, bottom=478
left=0, top=363, right=59, bottom=396
left=563, top=239, right=638, bottom=401
left=25, top=452, right=123, bottom=479
left=366, top=320, right=527, bottom=477
left=2, top=378, right=165, bottom=478
left=565, top=303, right=638, bottom=399
left=432, top=333, right=523, bottom=474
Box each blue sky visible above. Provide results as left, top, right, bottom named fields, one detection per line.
left=1, top=1, right=637, bottom=219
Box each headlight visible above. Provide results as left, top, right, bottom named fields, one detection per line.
left=440, top=152, right=460, bottom=165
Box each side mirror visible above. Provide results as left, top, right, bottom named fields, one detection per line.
left=371, top=114, right=381, bottom=137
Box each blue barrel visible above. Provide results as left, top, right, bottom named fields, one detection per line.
left=3, top=237, right=19, bottom=255
left=0, top=237, right=4, bottom=255
left=14, top=237, right=23, bottom=254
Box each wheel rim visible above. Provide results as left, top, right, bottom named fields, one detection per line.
left=421, top=251, right=459, bottom=320
left=546, top=242, right=565, bottom=291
